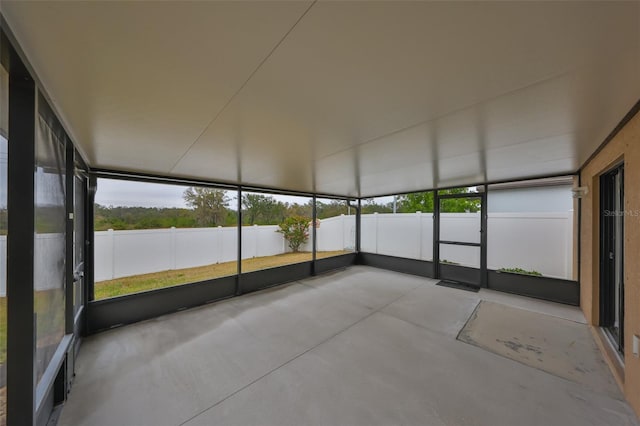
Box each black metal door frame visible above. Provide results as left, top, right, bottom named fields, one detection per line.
left=433, top=187, right=488, bottom=287
left=72, top=170, right=88, bottom=338
left=599, top=164, right=624, bottom=354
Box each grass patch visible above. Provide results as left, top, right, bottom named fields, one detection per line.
left=0, top=290, right=64, bottom=367
left=95, top=250, right=351, bottom=300
left=34, top=290, right=65, bottom=348
left=0, top=299, right=4, bottom=364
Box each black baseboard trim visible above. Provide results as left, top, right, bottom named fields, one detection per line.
left=87, top=275, right=237, bottom=333
left=357, top=252, right=434, bottom=277
left=357, top=252, right=579, bottom=306
left=315, top=253, right=357, bottom=275
left=436, top=280, right=480, bottom=293
left=85, top=258, right=354, bottom=334
left=487, top=270, right=579, bottom=306
left=240, top=261, right=313, bottom=294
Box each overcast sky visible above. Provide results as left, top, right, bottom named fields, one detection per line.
left=95, top=178, right=320, bottom=208
left=96, top=179, right=192, bottom=208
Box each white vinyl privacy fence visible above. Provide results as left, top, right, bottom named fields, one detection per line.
left=361, top=212, right=573, bottom=279
left=0, top=211, right=573, bottom=295
left=94, top=215, right=356, bottom=282
left=0, top=233, right=66, bottom=295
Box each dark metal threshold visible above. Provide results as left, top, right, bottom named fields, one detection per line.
left=436, top=280, right=480, bottom=293
left=595, top=327, right=625, bottom=390
left=46, top=404, right=63, bottom=426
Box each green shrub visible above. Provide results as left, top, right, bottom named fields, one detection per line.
left=498, top=267, right=543, bottom=277
left=277, top=216, right=311, bottom=252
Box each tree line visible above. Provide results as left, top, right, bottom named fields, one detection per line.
left=95, top=189, right=351, bottom=231
left=363, top=188, right=480, bottom=214
left=94, top=187, right=479, bottom=231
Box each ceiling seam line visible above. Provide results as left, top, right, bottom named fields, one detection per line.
left=316, top=129, right=577, bottom=165
left=316, top=68, right=576, bottom=162
left=168, top=0, right=318, bottom=173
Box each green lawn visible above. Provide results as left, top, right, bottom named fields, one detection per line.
left=95, top=250, right=351, bottom=300
left=0, top=298, right=5, bottom=364
left=0, top=291, right=65, bottom=367
left=34, top=290, right=65, bottom=350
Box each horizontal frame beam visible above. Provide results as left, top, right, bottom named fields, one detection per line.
left=365, top=172, right=578, bottom=200
left=90, top=168, right=355, bottom=201
left=91, top=168, right=578, bottom=203
left=438, top=240, right=481, bottom=247
left=437, top=193, right=483, bottom=200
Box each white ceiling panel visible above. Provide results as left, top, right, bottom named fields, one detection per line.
left=2, top=0, right=313, bottom=171
left=2, top=1, right=639, bottom=197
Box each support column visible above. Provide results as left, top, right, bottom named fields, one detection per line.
left=480, top=184, right=488, bottom=288
left=311, top=195, right=317, bottom=276
left=433, top=190, right=440, bottom=279
left=356, top=199, right=361, bottom=253
left=86, top=176, right=96, bottom=302
left=6, top=36, right=37, bottom=426
left=236, top=188, right=242, bottom=295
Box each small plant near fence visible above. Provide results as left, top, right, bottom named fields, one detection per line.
left=498, top=267, right=543, bottom=277
left=277, top=216, right=311, bottom=252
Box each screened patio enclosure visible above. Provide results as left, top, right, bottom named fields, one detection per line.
left=0, top=1, right=639, bottom=425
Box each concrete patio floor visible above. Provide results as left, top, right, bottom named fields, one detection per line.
left=59, top=266, right=639, bottom=426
